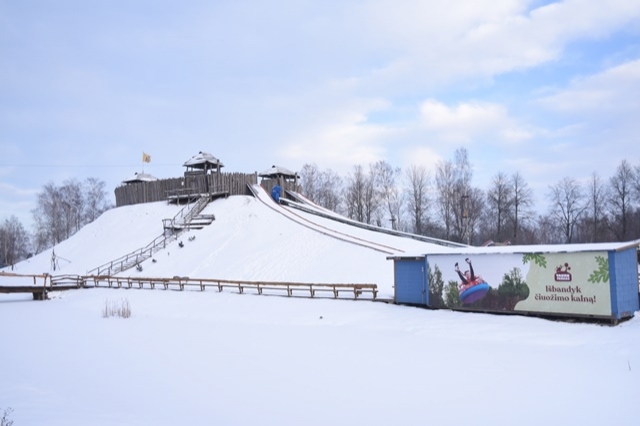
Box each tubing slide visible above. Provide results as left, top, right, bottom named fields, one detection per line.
left=283, top=190, right=466, bottom=249
left=247, top=184, right=404, bottom=255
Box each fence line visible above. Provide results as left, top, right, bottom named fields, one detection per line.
left=0, top=272, right=378, bottom=300
left=87, top=275, right=378, bottom=299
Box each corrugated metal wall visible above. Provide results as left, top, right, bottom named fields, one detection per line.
left=393, top=258, right=428, bottom=305
left=609, top=248, right=640, bottom=319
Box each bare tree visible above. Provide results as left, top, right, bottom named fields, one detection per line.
left=634, top=163, right=640, bottom=202
left=486, top=172, right=513, bottom=243
left=608, top=160, right=636, bottom=241
left=450, top=148, right=480, bottom=244
left=547, top=177, right=587, bottom=243
left=465, top=187, right=485, bottom=245
left=59, top=179, right=84, bottom=238
left=300, top=163, right=321, bottom=202
left=344, top=165, right=368, bottom=223
left=534, top=214, right=563, bottom=244
left=31, top=178, right=111, bottom=251
left=0, top=216, right=30, bottom=268
left=32, top=182, right=64, bottom=248
left=300, top=163, right=343, bottom=213
left=405, top=164, right=430, bottom=234
left=509, top=172, right=533, bottom=244
left=434, top=148, right=482, bottom=243
left=583, top=172, right=609, bottom=242
left=373, top=160, right=403, bottom=230
left=317, top=169, right=343, bottom=213
left=84, top=177, right=110, bottom=223
left=435, top=160, right=455, bottom=240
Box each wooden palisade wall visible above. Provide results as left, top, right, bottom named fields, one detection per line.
left=115, top=172, right=259, bottom=207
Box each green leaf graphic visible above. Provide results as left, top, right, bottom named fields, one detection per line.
left=522, top=253, right=547, bottom=268
left=587, top=256, right=609, bottom=284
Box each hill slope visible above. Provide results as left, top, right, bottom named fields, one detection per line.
left=8, top=195, right=452, bottom=298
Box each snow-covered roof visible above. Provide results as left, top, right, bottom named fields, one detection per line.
left=182, top=151, right=224, bottom=169
left=258, top=165, right=299, bottom=179
left=388, top=240, right=640, bottom=259
left=122, top=172, right=158, bottom=184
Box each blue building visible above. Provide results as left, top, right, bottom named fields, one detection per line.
left=389, top=241, right=640, bottom=323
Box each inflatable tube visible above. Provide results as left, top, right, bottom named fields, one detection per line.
left=460, top=282, right=490, bottom=304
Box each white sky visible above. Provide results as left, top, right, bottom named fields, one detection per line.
left=1, top=190, right=639, bottom=425
left=2, top=0, right=640, bottom=227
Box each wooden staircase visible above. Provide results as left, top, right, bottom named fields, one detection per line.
left=162, top=195, right=215, bottom=231
left=88, top=196, right=215, bottom=276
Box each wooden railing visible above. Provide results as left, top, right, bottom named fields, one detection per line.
left=86, top=233, right=176, bottom=276
left=0, top=272, right=82, bottom=300
left=163, top=196, right=205, bottom=230
left=86, top=276, right=378, bottom=299
left=89, top=196, right=216, bottom=276
left=50, top=274, right=85, bottom=287
left=165, top=187, right=202, bottom=201
left=1, top=272, right=378, bottom=301
left=182, top=196, right=209, bottom=224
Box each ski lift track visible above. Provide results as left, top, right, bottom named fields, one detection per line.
left=248, top=185, right=400, bottom=255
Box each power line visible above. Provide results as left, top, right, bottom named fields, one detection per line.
left=0, top=164, right=176, bottom=168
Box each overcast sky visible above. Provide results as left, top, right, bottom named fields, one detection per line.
left=2, top=0, right=640, bottom=229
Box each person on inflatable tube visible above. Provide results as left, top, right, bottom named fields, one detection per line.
left=455, top=257, right=482, bottom=286
left=455, top=258, right=489, bottom=304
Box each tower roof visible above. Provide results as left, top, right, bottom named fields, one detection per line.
left=258, top=165, right=299, bottom=179
left=183, top=151, right=224, bottom=169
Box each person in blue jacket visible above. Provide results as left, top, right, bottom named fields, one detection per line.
left=271, top=184, right=281, bottom=203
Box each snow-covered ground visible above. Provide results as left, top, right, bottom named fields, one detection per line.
left=2, top=195, right=640, bottom=425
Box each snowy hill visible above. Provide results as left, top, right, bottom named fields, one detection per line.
left=10, top=193, right=454, bottom=298
left=2, top=194, right=640, bottom=426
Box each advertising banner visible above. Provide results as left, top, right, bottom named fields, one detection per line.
left=426, top=251, right=612, bottom=317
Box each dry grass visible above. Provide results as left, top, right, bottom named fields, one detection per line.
left=102, top=298, right=132, bottom=319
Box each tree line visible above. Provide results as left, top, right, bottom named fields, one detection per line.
left=0, top=177, right=111, bottom=269
left=3, top=150, right=639, bottom=268
left=300, top=148, right=640, bottom=245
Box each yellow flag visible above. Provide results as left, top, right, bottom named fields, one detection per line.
left=142, top=152, right=151, bottom=163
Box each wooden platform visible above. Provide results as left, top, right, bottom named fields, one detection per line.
left=0, top=285, right=82, bottom=300
left=165, top=190, right=229, bottom=204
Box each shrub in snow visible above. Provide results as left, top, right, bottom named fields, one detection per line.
left=102, top=298, right=132, bottom=319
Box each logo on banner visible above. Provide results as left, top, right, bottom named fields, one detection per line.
left=554, top=263, right=572, bottom=282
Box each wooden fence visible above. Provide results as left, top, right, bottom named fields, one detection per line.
left=0, top=272, right=80, bottom=300
left=115, top=172, right=258, bottom=207
left=85, top=232, right=175, bottom=276
left=88, top=276, right=378, bottom=299
left=0, top=272, right=378, bottom=300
